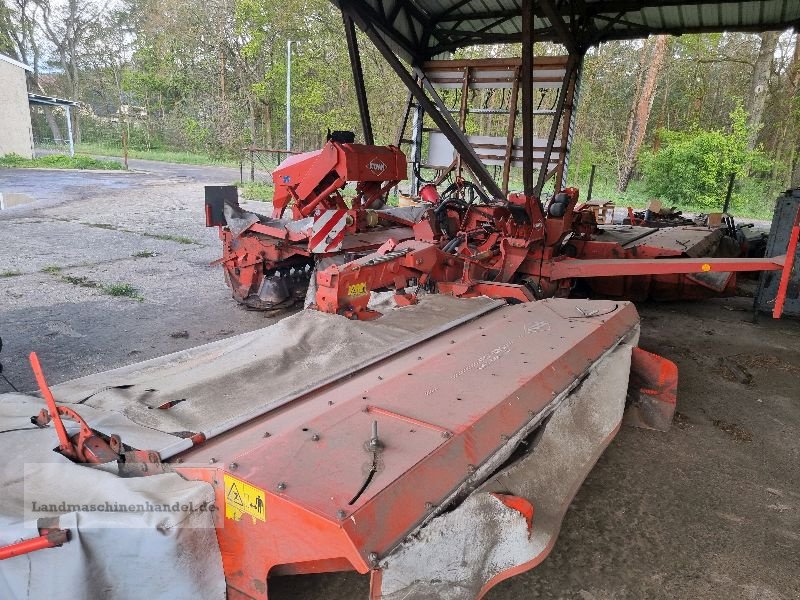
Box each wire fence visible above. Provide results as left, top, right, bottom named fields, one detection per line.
left=239, top=148, right=297, bottom=184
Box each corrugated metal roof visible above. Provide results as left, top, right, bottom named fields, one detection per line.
left=335, top=1, right=800, bottom=62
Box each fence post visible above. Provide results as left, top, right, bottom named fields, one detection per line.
left=250, top=149, right=255, bottom=182
left=121, top=126, right=129, bottom=170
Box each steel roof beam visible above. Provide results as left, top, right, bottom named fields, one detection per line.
left=539, top=0, right=580, bottom=54
left=343, top=13, right=374, bottom=145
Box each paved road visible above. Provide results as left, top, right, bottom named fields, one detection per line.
left=0, top=158, right=241, bottom=219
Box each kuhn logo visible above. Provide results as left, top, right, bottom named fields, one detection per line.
left=368, top=158, right=387, bottom=176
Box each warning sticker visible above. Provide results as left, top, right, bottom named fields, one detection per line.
left=223, top=474, right=266, bottom=522
left=348, top=282, right=368, bottom=297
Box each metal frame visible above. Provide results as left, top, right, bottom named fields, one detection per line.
left=337, top=1, right=590, bottom=201
left=343, top=14, right=374, bottom=145
left=332, top=1, right=800, bottom=64
left=342, top=0, right=504, bottom=199
left=28, top=93, right=79, bottom=157
left=396, top=55, right=577, bottom=196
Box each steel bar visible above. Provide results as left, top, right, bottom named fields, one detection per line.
left=0, top=530, right=69, bottom=561
left=502, top=66, right=521, bottom=195
left=539, top=0, right=579, bottom=55
left=723, top=172, right=735, bottom=213
left=29, top=352, right=72, bottom=455
left=521, top=0, right=534, bottom=196
left=587, top=164, right=597, bottom=200
left=343, top=13, right=374, bottom=145
left=555, top=58, right=582, bottom=190
left=550, top=256, right=785, bottom=279
left=535, top=53, right=580, bottom=195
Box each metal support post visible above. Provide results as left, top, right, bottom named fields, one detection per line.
left=521, top=0, right=534, bottom=197
left=587, top=164, right=597, bottom=200
left=65, top=105, right=74, bottom=158
left=723, top=172, right=735, bottom=213
left=343, top=14, right=374, bottom=145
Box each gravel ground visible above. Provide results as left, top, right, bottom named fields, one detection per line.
left=1, top=164, right=798, bottom=600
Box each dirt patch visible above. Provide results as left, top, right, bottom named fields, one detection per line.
left=673, top=411, right=692, bottom=429
left=728, top=352, right=800, bottom=375
left=711, top=418, right=754, bottom=442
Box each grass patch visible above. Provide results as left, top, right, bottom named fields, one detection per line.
left=0, top=153, right=124, bottom=170
left=41, top=265, right=63, bottom=274
left=75, top=220, right=199, bottom=245
left=76, top=143, right=239, bottom=167
left=132, top=250, right=157, bottom=258
left=42, top=266, right=144, bottom=301
left=142, top=232, right=198, bottom=244
left=61, top=275, right=99, bottom=288
left=1, top=270, right=22, bottom=277
left=103, top=283, right=143, bottom=300
left=236, top=181, right=273, bottom=201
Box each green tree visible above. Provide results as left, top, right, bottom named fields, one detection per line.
left=642, top=106, right=768, bottom=209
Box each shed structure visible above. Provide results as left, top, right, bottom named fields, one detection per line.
left=0, top=53, right=34, bottom=159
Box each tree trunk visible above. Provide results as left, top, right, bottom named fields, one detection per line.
left=788, top=37, right=800, bottom=189
left=745, top=31, right=779, bottom=150
left=618, top=35, right=668, bottom=192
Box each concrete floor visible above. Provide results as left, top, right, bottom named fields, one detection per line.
left=0, top=164, right=798, bottom=599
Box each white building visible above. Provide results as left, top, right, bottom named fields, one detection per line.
left=0, top=53, right=34, bottom=158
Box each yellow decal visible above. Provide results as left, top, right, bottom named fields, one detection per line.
left=701, top=263, right=712, bottom=272
left=348, top=282, right=368, bottom=297
left=224, top=474, right=266, bottom=522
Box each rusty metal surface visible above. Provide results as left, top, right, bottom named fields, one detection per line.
left=623, top=347, right=678, bottom=432
left=373, top=333, right=637, bottom=600
left=622, top=226, right=723, bottom=257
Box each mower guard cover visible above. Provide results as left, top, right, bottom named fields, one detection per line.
left=0, top=296, right=675, bottom=600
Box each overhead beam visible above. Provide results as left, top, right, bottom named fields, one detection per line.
left=436, top=8, right=520, bottom=23
left=343, top=13, right=374, bottom=144
left=333, top=0, right=421, bottom=63
left=539, top=0, right=579, bottom=54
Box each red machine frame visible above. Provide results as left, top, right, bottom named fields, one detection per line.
left=312, top=187, right=793, bottom=320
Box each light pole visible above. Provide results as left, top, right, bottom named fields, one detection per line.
left=286, top=40, right=293, bottom=152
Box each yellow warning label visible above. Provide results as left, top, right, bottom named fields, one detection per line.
left=223, top=474, right=266, bottom=522
left=701, top=263, right=712, bottom=272
left=348, top=282, right=368, bottom=297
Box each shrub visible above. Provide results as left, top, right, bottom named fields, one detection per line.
left=642, top=107, right=769, bottom=210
